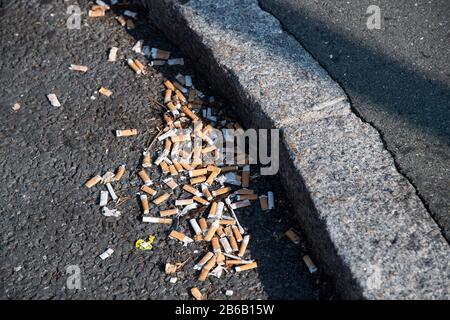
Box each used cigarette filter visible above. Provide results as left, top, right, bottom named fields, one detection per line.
left=175, top=198, right=194, bottom=206
left=235, top=188, right=255, bottom=195
left=116, top=15, right=126, bottom=26
left=259, top=195, right=269, bottom=211
left=268, top=191, right=275, bottom=210
left=152, top=48, right=171, bottom=60
left=236, top=194, right=258, bottom=201
left=285, top=229, right=301, bottom=245
left=169, top=165, right=178, bottom=176
left=242, top=165, right=250, bottom=188
left=99, top=248, right=114, bottom=260
left=216, top=226, right=225, bottom=238
left=208, top=201, right=218, bottom=218
left=189, top=168, right=208, bottom=178
left=164, top=89, right=172, bottom=103
left=160, top=161, right=170, bottom=174
left=172, top=159, right=184, bottom=172
left=204, top=220, right=220, bottom=242
left=190, top=176, right=206, bottom=185
left=181, top=106, right=199, bottom=121
left=171, top=134, right=190, bottom=143
left=69, top=64, right=88, bottom=73
left=215, top=202, right=225, bottom=220
left=142, top=152, right=151, bottom=168
left=127, top=58, right=141, bottom=74
left=47, top=94, right=61, bottom=107
left=138, top=170, right=153, bottom=186
left=164, top=178, right=178, bottom=190
left=193, top=251, right=214, bottom=270
left=191, top=288, right=202, bottom=300
left=169, top=230, right=193, bottom=244
left=228, top=234, right=239, bottom=252
left=139, top=194, right=149, bottom=214
left=99, top=87, right=112, bottom=97
left=116, top=129, right=137, bottom=137
left=85, top=175, right=102, bottom=188
left=108, top=47, right=118, bottom=62
left=235, top=261, right=257, bottom=272
left=238, top=235, right=250, bottom=257
left=99, top=191, right=108, bottom=207
left=219, top=237, right=233, bottom=254
left=198, top=256, right=216, bottom=281
left=232, top=225, right=243, bottom=242
left=198, top=218, right=208, bottom=234
left=164, top=80, right=176, bottom=91
left=183, top=184, right=201, bottom=197
left=219, top=219, right=236, bottom=226
left=216, top=252, right=225, bottom=266
left=303, top=255, right=317, bottom=273
left=114, top=165, right=126, bottom=181
left=180, top=161, right=194, bottom=171
left=202, top=184, right=213, bottom=200
left=142, top=216, right=173, bottom=224
left=193, top=196, right=209, bottom=206
left=153, top=193, right=170, bottom=205
left=160, top=208, right=179, bottom=217
left=211, top=237, right=221, bottom=253
left=141, top=185, right=157, bottom=196
left=212, top=187, right=231, bottom=197
left=189, top=219, right=202, bottom=236
left=230, top=200, right=251, bottom=210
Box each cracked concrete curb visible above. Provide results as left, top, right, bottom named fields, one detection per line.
left=140, top=0, right=450, bottom=299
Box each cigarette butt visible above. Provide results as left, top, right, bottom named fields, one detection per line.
left=208, top=201, right=218, bottom=219
left=235, top=188, right=255, bottom=195
left=236, top=194, right=258, bottom=201
left=215, top=202, right=225, bottom=219
left=160, top=161, right=170, bottom=174
left=105, top=183, right=118, bottom=201
left=180, top=161, right=194, bottom=171
left=108, top=47, right=118, bottom=62
left=219, top=237, right=233, bottom=254
left=152, top=48, right=171, bottom=60
left=153, top=193, right=170, bottom=205
left=141, top=185, right=157, bottom=196
left=189, top=218, right=202, bottom=236
left=115, top=165, right=126, bottom=181
left=193, top=196, right=209, bottom=206
left=191, top=288, right=202, bottom=300
left=164, top=80, right=176, bottom=91
left=285, top=228, right=301, bottom=245
left=127, top=58, right=141, bottom=74
left=241, top=165, right=250, bottom=188
left=85, top=175, right=102, bottom=188
left=171, top=134, right=190, bottom=143
left=169, top=165, right=178, bottom=176
left=143, top=216, right=173, bottom=224
left=230, top=200, right=251, bottom=210
left=189, top=168, right=208, bottom=178
left=169, top=230, right=193, bottom=244
left=116, top=129, right=137, bottom=137
left=140, top=194, right=149, bottom=214
left=166, top=102, right=179, bottom=115
left=202, top=145, right=217, bottom=154
left=216, top=252, right=225, bottom=266
left=172, top=159, right=184, bottom=173
left=235, top=261, right=257, bottom=272
left=225, top=259, right=246, bottom=266
left=164, top=89, right=173, bottom=104
left=219, top=220, right=236, bottom=226
left=216, top=226, right=225, bottom=238
left=204, top=220, right=220, bottom=242
left=99, top=190, right=108, bottom=207
left=99, top=87, right=112, bottom=97
left=198, top=256, right=216, bottom=281
left=201, top=184, right=213, bottom=201
left=303, top=255, right=317, bottom=273
left=181, top=106, right=199, bottom=121
left=47, top=93, right=61, bottom=107
left=194, top=251, right=214, bottom=270
left=142, top=152, right=152, bottom=168
left=163, top=113, right=174, bottom=125
left=238, top=235, right=250, bottom=257
left=116, top=15, right=126, bottom=26
left=138, top=170, right=153, bottom=186
left=259, top=195, right=269, bottom=211
left=183, top=184, right=201, bottom=197
left=99, top=248, right=114, bottom=260
left=212, top=237, right=221, bottom=253
left=164, top=177, right=178, bottom=190
left=175, top=198, right=194, bottom=206
left=224, top=226, right=233, bottom=237
left=175, top=90, right=187, bottom=103
left=228, top=234, right=239, bottom=252
left=160, top=208, right=179, bottom=217
left=89, top=8, right=106, bottom=17
left=198, top=218, right=208, bottom=234
left=69, top=64, right=88, bottom=73
left=134, top=59, right=146, bottom=74
left=212, top=187, right=231, bottom=197
left=190, top=176, right=206, bottom=185
left=267, top=191, right=275, bottom=210
left=232, top=226, right=243, bottom=242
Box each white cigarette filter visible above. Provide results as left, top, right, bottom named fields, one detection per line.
left=106, top=183, right=118, bottom=201
left=189, top=219, right=203, bottom=236
left=108, top=47, right=118, bottom=62
left=99, top=191, right=109, bottom=207
left=99, top=248, right=114, bottom=260
left=215, top=202, right=225, bottom=220
left=259, top=195, right=269, bottom=211
left=47, top=94, right=61, bottom=107
left=160, top=208, right=178, bottom=217
left=268, top=191, right=275, bottom=210
left=140, top=194, right=149, bottom=214
left=219, top=237, right=233, bottom=254
left=175, top=198, right=194, bottom=206
left=238, top=235, right=250, bottom=257
left=142, top=216, right=173, bottom=224
left=303, top=255, right=318, bottom=273
left=69, top=64, right=88, bottom=73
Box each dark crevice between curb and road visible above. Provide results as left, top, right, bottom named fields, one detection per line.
left=256, top=0, right=450, bottom=246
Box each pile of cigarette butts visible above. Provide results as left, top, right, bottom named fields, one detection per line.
left=79, top=0, right=317, bottom=300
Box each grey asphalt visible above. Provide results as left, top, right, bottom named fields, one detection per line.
left=0, top=0, right=332, bottom=299
left=259, top=0, right=450, bottom=240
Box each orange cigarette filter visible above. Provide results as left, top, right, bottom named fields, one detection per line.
left=164, top=139, right=172, bottom=153
left=229, top=234, right=239, bottom=252
left=211, top=237, right=221, bottom=253
left=219, top=219, right=236, bottom=226
left=85, top=175, right=102, bottom=188
left=160, top=208, right=179, bottom=217
left=204, top=220, right=220, bottom=242
left=134, top=59, right=146, bottom=73
left=127, top=58, right=141, bottom=74
left=189, top=168, right=208, bottom=178
left=224, top=226, right=233, bottom=237
left=232, top=225, right=243, bottom=242
left=190, top=176, right=206, bottom=185
left=191, top=288, right=202, bottom=300
left=169, top=230, right=189, bottom=242
left=202, top=185, right=213, bottom=200
left=195, top=251, right=214, bottom=269
left=237, top=194, right=258, bottom=201
left=225, top=259, right=245, bottom=266
left=182, top=106, right=199, bottom=121
left=160, top=161, right=170, bottom=174
left=142, top=152, right=151, bottom=168
left=183, top=184, right=200, bottom=196
left=216, top=226, right=225, bottom=238
left=171, top=134, right=191, bottom=143
left=198, top=218, right=208, bottom=233
left=115, top=165, right=126, bottom=181
left=169, top=165, right=178, bottom=176
left=116, top=129, right=137, bottom=137
left=99, top=87, right=112, bottom=97
left=235, top=261, right=257, bottom=272
left=180, top=161, right=194, bottom=171
left=212, top=187, right=231, bottom=197
left=193, top=196, right=209, bottom=206
left=202, top=145, right=217, bottom=154
left=138, top=170, right=152, bottom=185
left=116, top=15, right=126, bottom=26
left=235, top=188, right=255, bottom=195
left=164, top=89, right=173, bottom=104
left=153, top=192, right=170, bottom=205
left=141, top=185, right=157, bottom=196
left=216, top=252, right=225, bottom=266
left=198, top=256, right=216, bottom=281
left=172, top=159, right=184, bottom=172
left=166, top=102, right=177, bottom=113
left=175, top=90, right=187, bottom=103
left=209, top=201, right=218, bottom=218
left=164, top=80, right=176, bottom=91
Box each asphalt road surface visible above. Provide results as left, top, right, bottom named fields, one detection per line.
left=0, top=0, right=332, bottom=299
left=259, top=0, right=450, bottom=240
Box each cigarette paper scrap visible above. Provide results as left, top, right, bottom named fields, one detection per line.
left=12, top=103, right=21, bottom=112
left=99, top=248, right=114, bottom=260
left=47, top=94, right=61, bottom=107
left=69, top=64, right=88, bottom=73
left=102, top=207, right=121, bottom=218
left=99, top=87, right=112, bottom=97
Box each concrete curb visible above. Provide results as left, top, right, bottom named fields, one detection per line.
left=140, top=0, right=450, bottom=299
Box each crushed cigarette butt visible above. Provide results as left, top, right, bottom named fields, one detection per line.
left=99, top=248, right=114, bottom=260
